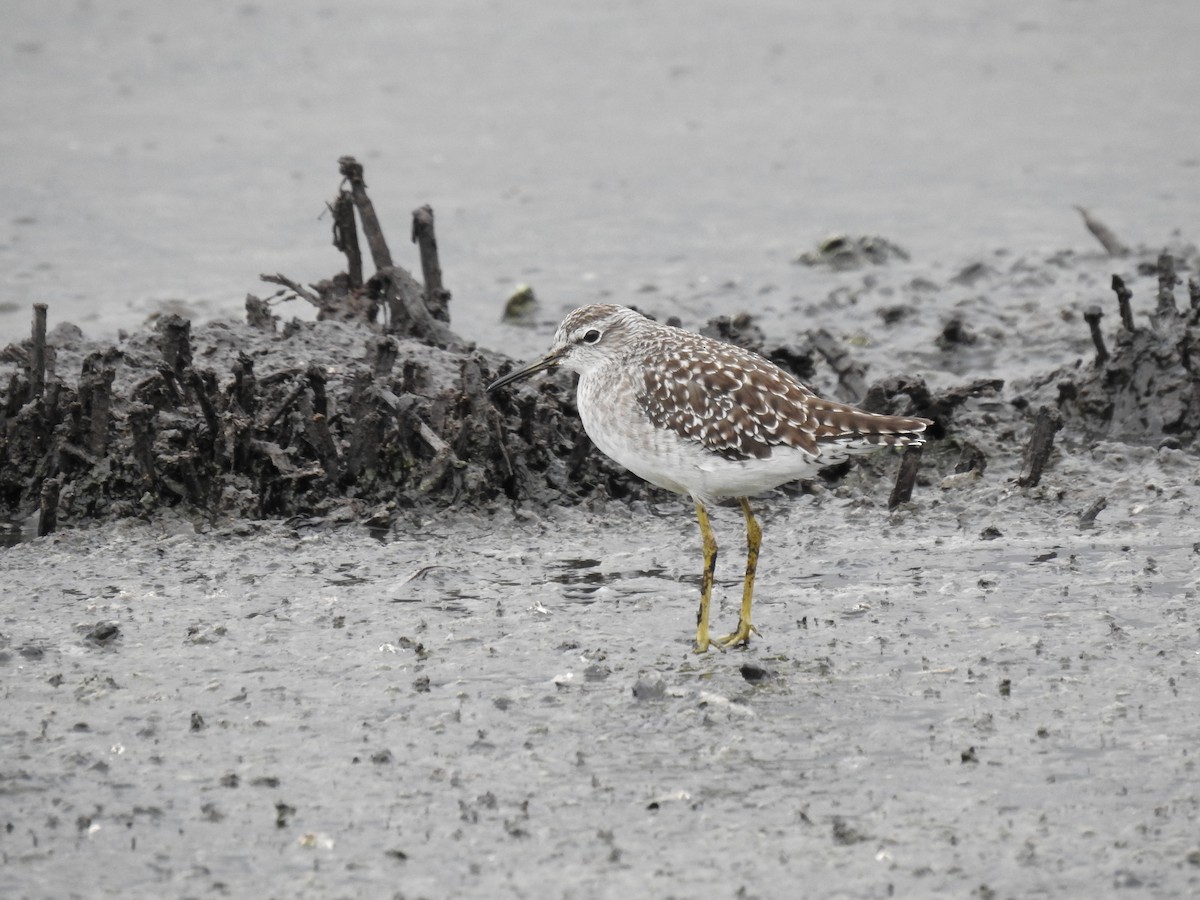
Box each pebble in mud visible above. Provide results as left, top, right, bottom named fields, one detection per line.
left=82, top=622, right=120, bottom=646
left=631, top=676, right=667, bottom=701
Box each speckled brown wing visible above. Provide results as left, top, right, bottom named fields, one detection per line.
left=638, top=341, right=824, bottom=461
left=638, top=334, right=931, bottom=463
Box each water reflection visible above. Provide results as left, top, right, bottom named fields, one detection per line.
left=548, top=558, right=671, bottom=603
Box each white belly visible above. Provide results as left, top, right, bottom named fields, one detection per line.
left=576, top=369, right=822, bottom=504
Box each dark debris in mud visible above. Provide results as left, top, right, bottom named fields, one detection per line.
left=794, top=234, right=911, bottom=270
left=1023, top=252, right=1200, bottom=447
left=0, top=159, right=656, bottom=531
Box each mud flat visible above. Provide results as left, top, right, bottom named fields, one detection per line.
left=2, top=168, right=1199, bottom=897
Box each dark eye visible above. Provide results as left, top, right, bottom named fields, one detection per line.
left=582, top=329, right=601, bottom=344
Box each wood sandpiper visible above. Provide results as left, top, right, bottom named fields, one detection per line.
left=487, top=304, right=932, bottom=653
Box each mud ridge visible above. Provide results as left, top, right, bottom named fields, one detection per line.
left=3, top=161, right=1197, bottom=536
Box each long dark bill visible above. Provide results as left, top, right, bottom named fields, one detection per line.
left=486, top=349, right=565, bottom=392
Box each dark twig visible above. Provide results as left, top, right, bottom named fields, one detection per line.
left=232, top=353, right=257, bottom=415
left=411, top=205, right=450, bottom=323
left=331, top=190, right=363, bottom=289
left=304, top=365, right=340, bottom=478
left=262, top=378, right=308, bottom=431
left=1083, top=305, right=1109, bottom=366
left=916, top=377, right=1002, bottom=434
left=307, top=364, right=329, bottom=417
left=30, top=304, right=48, bottom=399
left=59, top=441, right=99, bottom=468
left=38, top=475, right=61, bottom=537
left=128, top=404, right=158, bottom=485
left=156, top=365, right=185, bottom=407
left=1017, top=406, right=1063, bottom=488
left=157, top=314, right=193, bottom=381
left=85, top=367, right=115, bottom=455
left=260, top=273, right=321, bottom=306
left=888, top=444, right=923, bottom=510
left=338, top=156, right=393, bottom=271
left=21, top=382, right=60, bottom=476
left=371, top=336, right=399, bottom=377
left=342, top=372, right=384, bottom=484
left=1079, top=496, right=1107, bottom=527
left=371, top=267, right=461, bottom=349
left=187, top=370, right=219, bottom=445
left=1155, top=252, right=1179, bottom=320
left=809, top=328, right=869, bottom=401
left=245, top=294, right=278, bottom=331
left=263, top=273, right=375, bottom=323
left=174, top=454, right=204, bottom=505
left=1111, top=275, right=1135, bottom=332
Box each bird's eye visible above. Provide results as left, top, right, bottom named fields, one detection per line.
left=582, top=329, right=601, bottom=344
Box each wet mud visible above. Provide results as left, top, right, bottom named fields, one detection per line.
left=3, top=166, right=1200, bottom=898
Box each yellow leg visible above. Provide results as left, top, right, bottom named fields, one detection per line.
left=693, top=500, right=719, bottom=653
left=716, top=497, right=760, bottom=648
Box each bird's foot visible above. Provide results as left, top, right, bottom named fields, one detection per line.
left=714, top=621, right=756, bottom=649
left=692, top=636, right=726, bottom=654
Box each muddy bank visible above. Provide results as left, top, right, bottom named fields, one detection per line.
left=4, top=236, right=1198, bottom=539
left=0, top=161, right=968, bottom=535
left=8, top=164, right=1198, bottom=539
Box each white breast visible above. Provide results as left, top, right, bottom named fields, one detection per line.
left=576, top=367, right=826, bottom=504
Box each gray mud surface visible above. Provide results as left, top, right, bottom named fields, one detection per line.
left=4, top=247, right=1200, bottom=899
left=2, top=466, right=1199, bottom=898
left=5, top=3, right=1200, bottom=899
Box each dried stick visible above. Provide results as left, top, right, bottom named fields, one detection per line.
left=1155, top=252, right=1178, bottom=319
left=809, top=328, right=868, bottom=400
left=232, top=353, right=257, bottom=415
left=343, top=372, right=384, bottom=483
left=262, top=378, right=308, bottom=431
left=1017, top=406, right=1062, bottom=488
left=157, top=314, right=193, bottom=380
left=30, top=303, right=48, bottom=398
left=338, top=156, right=392, bottom=271
left=86, top=367, right=116, bottom=455
left=371, top=336, right=399, bottom=377
left=156, top=365, right=185, bottom=407
left=1083, top=306, right=1109, bottom=365
left=331, top=189, right=363, bottom=289
left=260, top=273, right=321, bottom=306
left=888, top=444, right=923, bottom=510
left=1111, top=275, right=1135, bottom=332
left=304, top=365, right=340, bottom=477
left=373, top=266, right=461, bottom=349
left=245, top=294, right=277, bottom=331
left=412, top=204, right=450, bottom=322
left=128, top=404, right=158, bottom=484
left=187, top=370, right=219, bottom=444
left=38, top=475, right=61, bottom=537
left=1079, top=496, right=1107, bottom=527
